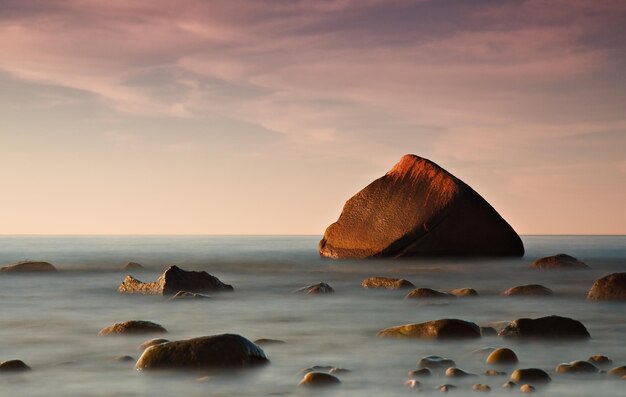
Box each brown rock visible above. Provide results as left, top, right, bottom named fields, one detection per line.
left=405, top=288, right=456, bottom=299
left=98, top=320, right=167, bottom=336
left=587, top=273, right=626, bottom=301
left=588, top=355, right=612, bottom=366
left=520, top=384, right=536, bottom=393
left=295, top=282, right=334, bottom=294
left=449, top=288, right=478, bottom=297
left=555, top=360, right=599, bottom=374
left=501, top=381, right=516, bottom=389
left=118, top=265, right=233, bottom=296
left=298, top=372, right=340, bottom=387
left=608, top=366, right=626, bottom=377
left=138, top=338, right=170, bottom=351
left=445, top=367, right=476, bottom=377
left=135, top=334, right=269, bottom=370
left=484, top=369, right=506, bottom=376
left=378, top=319, right=481, bottom=339
left=0, top=360, right=31, bottom=372
left=438, top=384, right=456, bottom=392
left=0, top=261, right=57, bottom=273
left=361, top=276, right=414, bottom=289
left=530, top=254, right=589, bottom=270
left=498, top=315, right=590, bottom=339
left=500, top=284, right=553, bottom=296
left=405, top=379, right=421, bottom=388
left=510, top=368, right=551, bottom=384
left=409, top=368, right=432, bottom=377
left=253, top=338, right=286, bottom=346
left=318, top=155, right=524, bottom=259
left=472, top=384, right=491, bottom=392
left=486, top=348, right=518, bottom=365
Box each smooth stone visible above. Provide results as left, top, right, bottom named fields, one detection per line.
left=378, top=319, right=481, bottom=339
left=530, top=254, right=589, bottom=270
left=405, top=288, right=456, bottom=299
left=135, top=334, right=269, bottom=370
left=418, top=356, right=456, bottom=370
left=510, top=368, right=551, bottom=384
left=486, top=348, right=518, bottom=365
left=124, top=262, right=144, bottom=269
left=294, top=282, right=334, bottom=294
left=405, top=379, right=421, bottom=388
left=500, top=284, right=553, bottom=296
left=298, top=372, right=340, bottom=387
left=555, top=360, right=599, bottom=374
left=253, top=338, right=286, bottom=346
left=118, top=265, right=233, bottom=296
left=318, top=154, right=524, bottom=259
left=98, top=320, right=167, bottom=336
left=481, top=327, right=498, bottom=337
left=501, top=381, right=516, bottom=389
left=608, top=366, right=626, bottom=377
left=168, top=291, right=211, bottom=301
left=472, top=383, right=491, bottom=392
left=588, top=355, right=612, bottom=366
left=361, top=276, right=414, bottom=289
left=520, top=384, right=536, bottom=393
left=0, top=360, right=31, bottom=372
left=438, top=384, right=456, bottom=392
left=445, top=367, right=476, bottom=377
left=0, top=261, right=57, bottom=273
left=587, top=273, right=626, bottom=301
left=498, top=315, right=590, bottom=339
left=483, top=369, right=506, bottom=376
left=138, top=338, right=170, bottom=351
left=409, top=368, right=432, bottom=377
left=449, top=288, right=478, bottom=297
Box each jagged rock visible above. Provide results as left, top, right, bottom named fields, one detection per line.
left=405, top=288, right=456, bottom=299
left=118, top=265, right=233, bottom=296
left=0, top=360, right=31, bottom=372
left=319, top=155, right=524, bottom=258
left=361, top=276, right=414, bottom=289
left=378, top=319, right=481, bottom=339
left=510, top=368, right=551, bottom=384
left=0, top=261, right=57, bottom=273
left=530, top=254, right=589, bottom=270
left=98, top=320, right=167, bottom=336
left=498, top=315, right=590, bottom=339
left=295, top=282, right=334, bottom=294
left=135, top=334, right=269, bottom=370
left=501, top=284, right=553, bottom=296
left=298, top=372, right=341, bottom=387
left=587, top=273, right=626, bottom=301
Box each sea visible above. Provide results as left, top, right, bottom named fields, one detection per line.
left=0, top=235, right=624, bottom=396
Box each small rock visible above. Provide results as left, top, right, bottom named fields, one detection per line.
left=113, top=355, right=134, bottom=362
left=418, top=356, right=456, bottom=370
left=168, top=291, right=211, bottom=301
left=253, top=338, right=286, bottom=346
left=446, top=367, right=476, bottom=378
left=480, top=327, right=497, bottom=337
left=520, top=384, right=536, bottom=393
left=298, top=372, right=340, bottom=387
left=138, top=338, right=170, bottom=351
left=295, top=282, right=334, bottom=294
left=124, top=262, right=144, bottom=269
left=510, top=368, right=551, bottom=384
left=405, top=288, right=456, bottom=299
left=501, top=381, right=516, bottom=389
left=587, top=273, right=626, bottom=301
left=449, top=288, right=478, bottom=297
left=405, top=379, right=421, bottom=388
left=0, top=360, right=31, bottom=372
left=0, top=261, right=57, bottom=273
left=362, top=276, right=414, bottom=289
left=409, top=368, right=432, bottom=377
left=98, top=320, right=167, bottom=336
left=608, top=366, right=626, bottom=377
left=588, top=355, right=612, bottom=366
left=555, top=360, right=599, bottom=374
left=471, top=347, right=496, bottom=355
left=530, top=254, right=589, bottom=270
left=500, top=284, right=553, bottom=296
left=498, top=315, right=590, bottom=339
left=486, top=348, right=518, bottom=365
left=438, top=384, right=456, bottom=392
left=378, top=319, right=481, bottom=339
left=483, top=370, right=506, bottom=376
left=472, top=384, right=491, bottom=392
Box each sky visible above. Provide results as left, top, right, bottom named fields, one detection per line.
left=1, top=0, right=625, bottom=235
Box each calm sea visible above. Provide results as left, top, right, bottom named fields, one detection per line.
left=0, top=235, right=624, bottom=396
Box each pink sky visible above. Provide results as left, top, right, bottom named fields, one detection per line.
left=1, top=0, right=625, bottom=235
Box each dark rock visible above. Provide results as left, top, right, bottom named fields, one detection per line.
left=124, top=262, right=144, bottom=269
left=472, top=384, right=491, bottom=392
left=318, top=154, right=524, bottom=259
left=361, top=276, right=414, bottom=289
left=530, top=254, right=589, bottom=270
left=498, top=315, right=590, bottom=339
left=608, top=366, right=626, bottom=377
left=298, top=372, right=340, bottom=387
left=418, top=356, right=456, bottom=370
left=168, top=291, right=211, bottom=301
left=409, top=368, right=432, bottom=377
left=0, top=360, right=31, bottom=372
left=481, top=327, right=498, bottom=337
left=587, top=273, right=626, bottom=301
left=501, top=284, right=553, bottom=296
left=510, top=368, right=551, bottom=384
left=449, top=288, right=478, bottom=297
left=555, top=360, right=599, bottom=374
left=520, top=384, right=536, bottom=393
left=588, top=355, right=612, bottom=366
left=377, top=319, right=481, bottom=339
left=0, top=261, right=56, bottom=273
left=486, top=348, right=518, bottom=365
left=118, top=265, right=233, bottom=296
left=114, top=355, right=134, bottom=362
left=138, top=338, right=170, bottom=351
left=135, top=334, right=269, bottom=370
left=98, top=320, right=167, bottom=336
left=295, top=282, right=334, bottom=294
left=405, top=288, right=456, bottom=299
left=253, top=338, right=286, bottom=346
left=445, top=367, right=476, bottom=377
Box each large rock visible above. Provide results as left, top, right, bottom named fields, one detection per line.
left=0, top=261, right=57, bottom=273
left=118, top=265, right=233, bottom=296
left=135, top=334, right=269, bottom=370
left=587, top=273, right=626, bottom=301
left=498, top=315, right=590, bottom=339
left=530, top=254, right=589, bottom=270
left=319, top=155, right=523, bottom=258
left=377, top=319, right=481, bottom=339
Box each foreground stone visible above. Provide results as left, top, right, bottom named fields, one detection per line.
left=587, top=273, right=626, bottom=301
left=295, top=282, right=334, bottom=294
left=378, top=319, right=481, bottom=339
left=0, top=360, right=31, bottom=372
left=486, top=348, right=518, bottom=365
left=501, top=284, right=553, bottom=296
left=318, top=154, right=524, bottom=258
left=555, top=361, right=599, bottom=374
left=530, top=254, right=589, bottom=270
left=361, top=276, right=415, bottom=289
left=135, top=334, right=269, bottom=370
left=511, top=368, right=551, bottom=384
left=298, top=372, right=341, bottom=387
left=99, top=320, right=167, bottom=336
left=499, top=315, right=590, bottom=339
left=118, top=265, right=233, bottom=296
left=405, top=288, right=455, bottom=299
left=0, top=261, right=57, bottom=273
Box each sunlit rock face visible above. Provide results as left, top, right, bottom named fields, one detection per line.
left=319, top=154, right=524, bottom=259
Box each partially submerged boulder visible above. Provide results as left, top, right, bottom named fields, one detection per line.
left=587, top=273, right=626, bottom=301
left=124, top=262, right=144, bottom=269
left=0, top=360, right=31, bottom=372
left=1, top=261, right=57, bottom=273
left=510, top=368, right=551, bottom=384
left=99, top=320, right=167, bottom=336
left=405, top=288, right=455, bottom=299
left=418, top=356, right=455, bottom=370
left=319, top=155, right=523, bottom=258
left=498, top=315, right=590, bottom=339
left=501, top=284, right=553, bottom=297
left=298, top=372, right=341, bottom=387
left=555, top=361, right=599, bottom=374
left=449, top=288, right=478, bottom=297
left=168, top=291, right=211, bottom=301
left=361, top=276, right=414, bottom=289
left=118, top=265, right=233, bottom=296
left=377, top=319, right=481, bottom=339
left=294, top=282, right=334, bottom=295
left=530, top=254, right=589, bottom=270
left=135, top=334, right=269, bottom=370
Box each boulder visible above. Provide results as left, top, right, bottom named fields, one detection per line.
left=530, top=254, right=589, bottom=270
left=118, top=265, right=233, bottom=296
left=318, top=155, right=524, bottom=258
left=298, top=372, right=341, bottom=387
left=0, top=360, right=31, bottom=372
left=499, top=315, right=590, bottom=339
left=98, top=320, right=167, bottom=336
left=135, top=334, right=269, bottom=370
left=405, top=288, right=456, bottom=299
left=501, top=284, right=553, bottom=296
left=377, top=319, right=481, bottom=339
left=294, top=282, right=334, bottom=294
left=586, top=273, right=626, bottom=301
left=361, top=276, right=414, bottom=289
left=486, top=348, right=518, bottom=365
left=555, top=361, right=598, bottom=374
left=0, top=261, right=57, bottom=273
left=511, top=368, right=551, bottom=384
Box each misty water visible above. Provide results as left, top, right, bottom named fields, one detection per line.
left=0, top=236, right=624, bottom=396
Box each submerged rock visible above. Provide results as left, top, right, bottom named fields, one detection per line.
left=298, top=372, right=341, bottom=387
left=449, top=288, right=478, bottom=297
left=480, top=327, right=498, bottom=337
left=500, top=284, right=553, bottom=296
left=409, top=368, right=432, bottom=377
left=0, top=360, right=31, bottom=372
left=295, top=282, right=334, bottom=295
left=135, top=334, right=269, bottom=370
left=555, top=361, right=599, bottom=374
left=445, top=367, right=476, bottom=377
left=253, top=338, right=286, bottom=346
left=511, top=368, right=551, bottom=384
left=405, top=379, right=421, bottom=388
left=138, top=338, right=170, bottom=351
left=498, top=315, right=590, bottom=339
left=587, top=273, right=626, bottom=301
left=98, top=320, right=167, bottom=336
left=530, top=254, right=589, bottom=270
left=472, top=384, right=491, bottom=392
left=168, top=291, right=211, bottom=301
left=520, top=384, right=536, bottom=393
left=608, top=366, right=626, bottom=377
left=361, top=276, right=415, bottom=289
left=0, top=261, right=57, bottom=273
left=437, top=384, right=456, bottom=392
left=486, top=348, right=518, bottom=365
left=418, top=356, right=456, bottom=370
left=118, top=265, right=233, bottom=296
left=124, top=262, right=144, bottom=269
left=318, top=154, right=524, bottom=259
left=588, top=355, right=612, bottom=366
left=405, top=288, right=456, bottom=299
left=378, top=319, right=481, bottom=339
